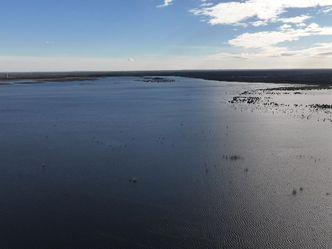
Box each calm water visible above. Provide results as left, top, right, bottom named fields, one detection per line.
left=0, top=77, right=331, bottom=249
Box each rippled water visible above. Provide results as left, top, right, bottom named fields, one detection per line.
left=0, top=77, right=331, bottom=249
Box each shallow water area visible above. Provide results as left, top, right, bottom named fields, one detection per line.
left=232, top=84, right=332, bottom=123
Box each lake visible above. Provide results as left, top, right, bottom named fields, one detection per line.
left=0, top=77, right=331, bottom=248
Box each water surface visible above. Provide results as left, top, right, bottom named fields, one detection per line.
left=0, top=77, right=331, bottom=248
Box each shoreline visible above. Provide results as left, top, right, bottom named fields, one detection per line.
left=1, top=69, right=332, bottom=86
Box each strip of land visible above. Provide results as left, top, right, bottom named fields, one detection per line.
left=1, top=69, right=332, bottom=85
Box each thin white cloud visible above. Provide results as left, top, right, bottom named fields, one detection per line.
left=199, top=0, right=213, bottom=7
left=191, top=0, right=332, bottom=26
left=157, top=0, right=173, bottom=8
left=296, top=42, right=332, bottom=57
left=229, top=23, right=332, bottom=49
left=251, top=20, right=268, bottom=27
left=279, top=15, right=312, bottom=24
left=215, top=42, right=332, bottom=60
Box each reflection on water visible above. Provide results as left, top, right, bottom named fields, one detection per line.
left=0, top=77, right=331, bottom=249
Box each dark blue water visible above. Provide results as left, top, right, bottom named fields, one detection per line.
left=0, top=77, right=330, bottom=249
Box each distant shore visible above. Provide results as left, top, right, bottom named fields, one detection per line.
left=1, top=69, right=332, bottom=85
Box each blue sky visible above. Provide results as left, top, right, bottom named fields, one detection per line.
left=1, top=0, right=332, bottom=71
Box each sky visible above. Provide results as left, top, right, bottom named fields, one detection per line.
left=2, top=0, right=332, bottom=71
